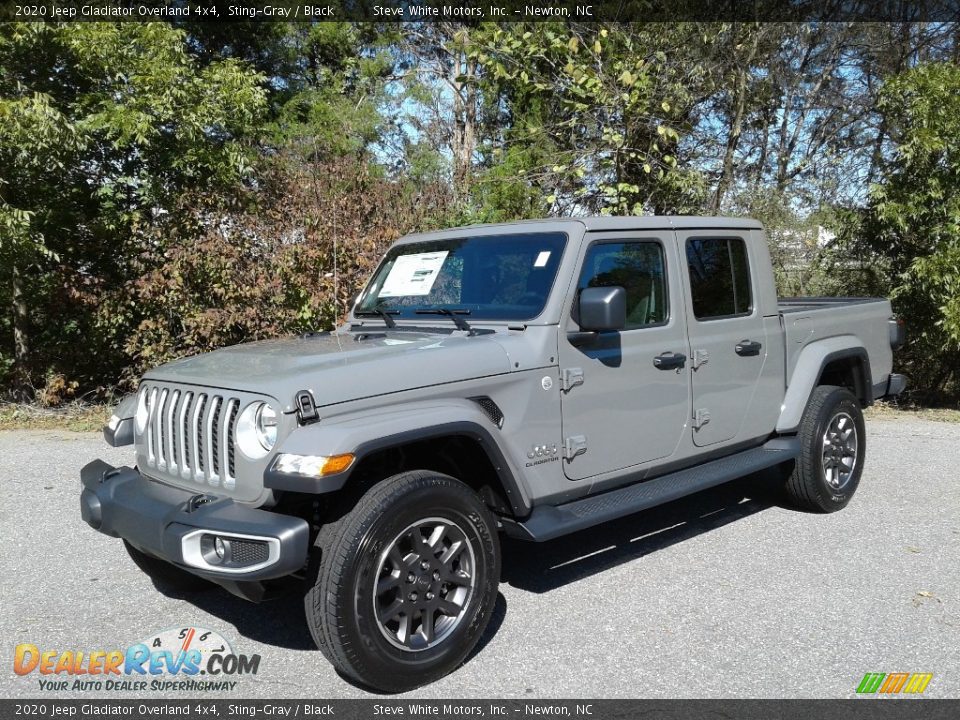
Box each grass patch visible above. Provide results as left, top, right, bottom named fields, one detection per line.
left=0, top=401, right=112, bottom=432
left=866, top=401, right=960, bottom=423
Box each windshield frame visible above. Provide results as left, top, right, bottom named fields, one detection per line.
left=352, top=231, right=570, bottom=324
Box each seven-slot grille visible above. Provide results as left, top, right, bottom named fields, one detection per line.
left=141, top=385, right=242, bottom=490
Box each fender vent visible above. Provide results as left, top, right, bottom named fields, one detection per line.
left=469, top=396, right=504, bottom=428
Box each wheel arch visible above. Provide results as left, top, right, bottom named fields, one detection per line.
left=778, top=339, right=873, bottom=433
left=265, top=403, right=531, bottom=518
left=344, top=423, right=530, bottom=518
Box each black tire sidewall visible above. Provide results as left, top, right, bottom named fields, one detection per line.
left=807, top=389, right=866, bottom=510
left=332, top=477, right=499, bottom=690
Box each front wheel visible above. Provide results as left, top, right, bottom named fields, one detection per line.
left=785, top=385, right=866, bottom=512
left=305, top=470, right=500, bottom=692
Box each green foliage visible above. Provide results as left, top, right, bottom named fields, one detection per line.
left=262, top=24, right=392, bottom=157
left=0, top=90, right=77, bottom=261
left=0, top=23, right=266, bottom=397
left=113, top=155, right=448, bottom=383
left=1, top=21, right=958, bottom=405
left=469, top=23, right=710, bottom=216
left=861, top=62, right=960, bottom=401
left=469, top=144, right=551, bottom=223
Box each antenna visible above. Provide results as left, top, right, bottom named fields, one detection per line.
left=333, top=189, right=342, bottom=351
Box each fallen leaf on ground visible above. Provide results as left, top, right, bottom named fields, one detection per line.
left=913, top=591, right=942, bottom=607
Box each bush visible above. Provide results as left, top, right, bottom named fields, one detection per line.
left=102, top=154, right=448, bottom=387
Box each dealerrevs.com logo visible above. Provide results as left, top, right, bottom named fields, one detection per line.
left=14, top=627, right=260, bottom=693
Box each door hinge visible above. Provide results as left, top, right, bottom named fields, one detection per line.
left=563, top=435, right=588, bottom=460
left=693, top=408, right=711, bottom=430
left=561, top=367, right=584, bottom=392
left=692, top=349, right=710, bottom=370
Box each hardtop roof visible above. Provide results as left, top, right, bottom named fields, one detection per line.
left=398, top=215, right=763, bottom=243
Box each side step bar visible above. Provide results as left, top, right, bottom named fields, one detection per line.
left=505, top=438, right=799, bottom=542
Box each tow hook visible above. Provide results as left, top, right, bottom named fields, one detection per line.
left=187, top=494, right=216, bottom=512
left=99, top=468, right=122, bottom=484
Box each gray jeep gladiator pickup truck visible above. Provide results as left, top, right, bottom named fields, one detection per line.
left=81, top=216, right=906, bottom=691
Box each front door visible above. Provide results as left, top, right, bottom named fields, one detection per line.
left=679, top=232, right=768, bottom=447
left=558, top=232, right=691, bottom=481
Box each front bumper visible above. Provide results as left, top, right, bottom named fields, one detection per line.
left=80, top=460, right=309, bottom=584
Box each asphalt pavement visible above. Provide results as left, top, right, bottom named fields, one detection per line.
left=1, top=417, right=958, bottom=699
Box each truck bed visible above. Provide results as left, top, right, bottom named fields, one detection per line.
left=778, top=296, right=887, bottom=314
left=779, top=296, right=894, bottom=396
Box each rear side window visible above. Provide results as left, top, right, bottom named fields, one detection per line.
left=685, top=237, right=752, bottom=320
left=578, top=241, right=668, bottom=329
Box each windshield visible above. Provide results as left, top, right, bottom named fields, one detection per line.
left=355, top=232, right=567, bottom=321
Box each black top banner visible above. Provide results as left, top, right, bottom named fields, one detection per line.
left=2, top=0, right=959, bottom=22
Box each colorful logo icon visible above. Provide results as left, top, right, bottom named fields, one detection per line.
left=856, top=673, right=933, bottom=695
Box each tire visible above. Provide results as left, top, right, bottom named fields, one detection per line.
left=304, top=470, right=501, bottom=692
left=785, top=385, right=866, bottom=512
left=123, top=540, right=211, bottom=593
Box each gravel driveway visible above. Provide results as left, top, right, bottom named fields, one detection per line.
left=1, top=416, right=957, bottom=699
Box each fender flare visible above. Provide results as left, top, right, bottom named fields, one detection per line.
left=777, top=337, right=872, bottom=433
left=264, top=400, right=532, bottom=516
left=104, top=393, right=137, bottom=447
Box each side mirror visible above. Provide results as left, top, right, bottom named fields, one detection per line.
left=578, top=286, right=627, bottom=331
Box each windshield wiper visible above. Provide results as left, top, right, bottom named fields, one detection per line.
left=415, top=308, right=474, bottom=335
left=354, top=308, right=398, bottom=329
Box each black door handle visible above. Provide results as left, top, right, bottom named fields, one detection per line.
left=653, top=351, right=687, bottom=370
left=735, top=339, right=762, bottom=356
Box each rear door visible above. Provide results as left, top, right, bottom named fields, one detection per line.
left=558, top=231, right=691, bottom=480
left=678, top=232, right=769, bottom=447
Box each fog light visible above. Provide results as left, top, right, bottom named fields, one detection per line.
left=183, top=531, right=280, bottom=573
left=199, top=533, right=231, bottom=566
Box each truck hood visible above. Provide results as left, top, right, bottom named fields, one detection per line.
left=143, top=330, right=513, bottom=412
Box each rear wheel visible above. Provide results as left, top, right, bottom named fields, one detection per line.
left=304, top=470, right=500, bottom=692
left=785, top=385, right=866, bottom=512
left=123, top=540, right=211, bottom=592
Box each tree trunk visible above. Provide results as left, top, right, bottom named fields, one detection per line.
left=713, top=27, right=761, bottom=214
left=450, top=49, right=476, bottom=205
left=864, top=118, right=887, bottom=189
left=713, top=80, right=744, bottom=212
left=10, top=262, right=32, bottom=401
left=713, top=65, right=750, bottom=213
left=461, top=55, right=477, bottom=197
left=754, top=110, right=771, bottom=185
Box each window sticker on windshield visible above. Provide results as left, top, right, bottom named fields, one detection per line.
left=379, top=251, right=449, bottom=297
left=534, top=251, right=551, bottom=268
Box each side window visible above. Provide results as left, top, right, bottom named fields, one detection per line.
left=578, top=241, right=668, bottom=329
left=685, top=237, right=752, bottom=320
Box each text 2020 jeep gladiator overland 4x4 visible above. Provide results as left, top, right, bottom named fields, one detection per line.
left=81, top=216, right=906, bottom=691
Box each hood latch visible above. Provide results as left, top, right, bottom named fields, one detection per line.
left=295, top=390, right=320, bottom=425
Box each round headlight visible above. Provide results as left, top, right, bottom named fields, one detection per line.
left=256, top=404, right=278, bottom=450
left=235, top=402, right=278, bottom=459
left=135, top=388, right=150, bottom=433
